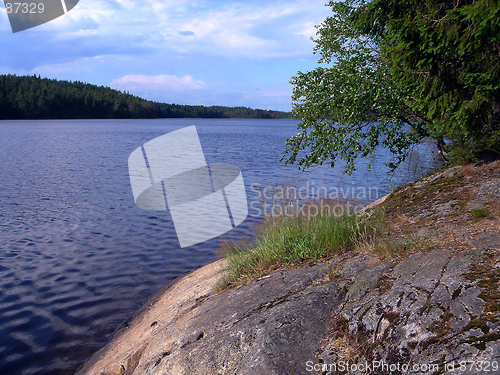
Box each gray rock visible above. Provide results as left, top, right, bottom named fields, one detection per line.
left=470, top=231, right=500, bottom=250
left=478, top=179, right=500, bottom=203
left=459, top=285, right=485, bottom=316
left=76, top=247, right=500, bottom=375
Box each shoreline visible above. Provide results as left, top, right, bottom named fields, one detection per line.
left=75, top=259, right=226, bottom=375
left=72, top=191, right=403, bottom=375
left=76, top=162, right=500, bottom=374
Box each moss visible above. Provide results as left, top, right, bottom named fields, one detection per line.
left=438, top=176, right=464, bottom=185
left=460, top=255, right=500, bottom=349
left=471, top=207, right=488, bottom=219
left=452, top=287, right=462, bottom=300
left=461, top=332, right=500, bottom=351
left=375, top=275, right=394, bottom=295
left=464, top=319, right=489, bottom=334
left=328, top=265, right=341, bottom=281
left=382, top=170, right=467, bottom=214
left=423, top=309, right=453, bottom=350
left=384, top=311, right=400, bottom=324
left=427, top=309, right=453, bottom=336
left=465, top=259, right=500, bottom=314
left=374, top=236, right=434, bottom=259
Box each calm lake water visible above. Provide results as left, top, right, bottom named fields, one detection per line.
left=0, top=119, right=442, bottom=375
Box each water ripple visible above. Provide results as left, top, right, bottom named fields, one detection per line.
left=0, top=119, right=441, bottom=375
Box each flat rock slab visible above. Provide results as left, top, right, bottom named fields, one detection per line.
left=76, top=246, right=500, bottom=375
left=76, top=162, right=500, bottom=375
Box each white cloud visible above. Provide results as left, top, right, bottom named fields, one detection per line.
left=110, top=74, right=206, bottom=91
left=40, top=0, right=330, bottom=59
left=1, top=0, right=332, bottom=110
left=2, top=0, right=331, bottom=70
left=151, top=1, right=328, bottom=59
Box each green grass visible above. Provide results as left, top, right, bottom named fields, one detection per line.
left=471, top=207, right=488, bottom=219
left=219, top=201, right=383, bottom=288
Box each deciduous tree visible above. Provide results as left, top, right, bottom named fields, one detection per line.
left=283, top=0, right=500, bottom=173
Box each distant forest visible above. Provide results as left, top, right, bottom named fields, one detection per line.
left=0, top=74, right=292, bottom=120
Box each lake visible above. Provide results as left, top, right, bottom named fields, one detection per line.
left=0, top=119, right=442, bottom=375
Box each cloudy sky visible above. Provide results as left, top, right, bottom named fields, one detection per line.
left=0, top=0, right=332, bottom=111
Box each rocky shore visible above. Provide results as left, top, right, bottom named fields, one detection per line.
left=76, top=161, right=500, bottom=375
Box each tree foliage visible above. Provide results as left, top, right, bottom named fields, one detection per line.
left=0, top=75, right=292, bottom=120
left=282, top=0, right=500, bottom=173
left=361, top=0, right=500, bottom=161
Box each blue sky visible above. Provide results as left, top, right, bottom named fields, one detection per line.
left=0, top=0, right=332, bottom=111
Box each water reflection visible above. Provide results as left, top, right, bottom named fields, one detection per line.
left=0, top=119, right=441, bottom=375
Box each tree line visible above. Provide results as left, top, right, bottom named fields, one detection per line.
left=0, top=74, right=292, bottom=120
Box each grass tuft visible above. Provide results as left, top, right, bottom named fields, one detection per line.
left=471, top=207, right=488, bottom=219
left=218, top=200, right=383, bottom=289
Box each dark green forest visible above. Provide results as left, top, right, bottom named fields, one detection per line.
left=0, top=74, right=292, bottom=120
